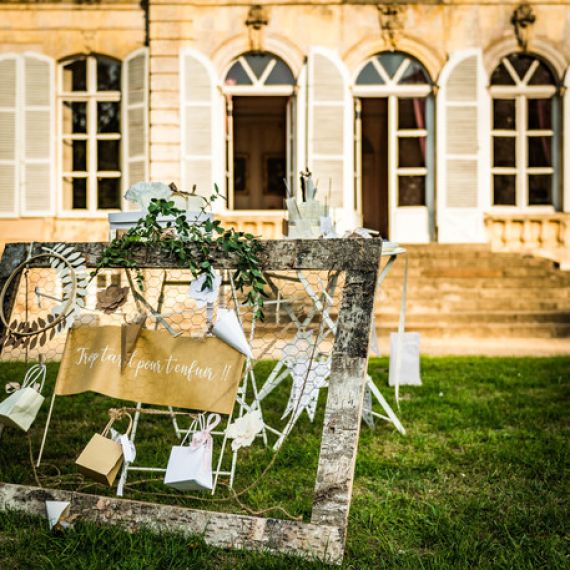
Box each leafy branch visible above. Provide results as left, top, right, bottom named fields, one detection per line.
left=94, top=187, right=266, bottom=319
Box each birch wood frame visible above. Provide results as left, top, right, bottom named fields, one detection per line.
left=0, top=238, right=382, bottom=565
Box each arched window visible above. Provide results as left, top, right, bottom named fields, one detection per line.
left=225, top=53, right=294, bottom=88
left=60, top=55, right=122, bottom=211
left=223, top=52, right=296, bottom=210
left=354, top=52, right=434, bottom=241
left=490, top=53, right=560, bottom=208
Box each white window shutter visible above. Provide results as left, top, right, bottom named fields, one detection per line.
left=0, top=54, right=18, bottom=216
left=180, top=48, right=222, bottom=199
left=437, top=49, right=489, bottom=242
left=123, top=48, right=148, bottom=199
left=22, top=53, right=54, bottom=216
left=307, top=48, right=354, bottom=226
left=562, top=69, right=570, bottom=212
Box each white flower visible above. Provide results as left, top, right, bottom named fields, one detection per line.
left=225, top=410, right=264, bottom=451
left=124, top=181, right=172, bottom=211
left=187, top=271, right=221, bottom=308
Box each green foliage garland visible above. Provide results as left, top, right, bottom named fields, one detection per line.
left=94, top=188, right=266, bottom=319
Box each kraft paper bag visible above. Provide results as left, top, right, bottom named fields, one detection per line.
left=56, top=326, right=246, bottom=414
left=0, top=363, right=46, bottom=432
left=164, top=414, right=221, bottom=491
left=76, top=414, right=132, bottom=487
left=388, top=332, right=422, bottom=387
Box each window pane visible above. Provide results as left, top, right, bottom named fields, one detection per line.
left=265, top=60, right=295, bottom=86
left=356, top=61, right=384, bottom=85
left=63, top=59, right=87, bottom=92
left=528, top=175, right=552, bottom=205
left=73, top=140, right=87, bottom=171
left=63, top=177, right=87, bottom=209
left=97, top=177, right=121, bottom=209
left=97, top=102, right=121, bottom=133
left=528, top=98, right=552, bottom=129
left=398, top=137, right=426, bottom=168
left=399, top=59, right=430, bottom=85
left=62, top=101, right=87, bottom=134
left=378, top=52, right=405, bottom=79
left=493, top=175, right=516, bottom=205
left=399, top=98, right=425, bottom=129
left=493, top=99, right=515, bottom=130
left=493, top=137, right=516, bottom=167
left=398, top=176, right=425, bottom=206
left=244, top=54, right=272, bottom=79
left=97, top=140, right=120, bottom=171
left=234, top=156, right=247, bottom=193
left=97, top=57, right=121, bottom=91
left=63, top=140, right=87, bottom=173
left=528, top=137, right=552, bottom=167
left=507, top=54, right=535, bottom=81
left=528, top=62, right=555, bottom=86
left=490, top=62, right=515, bottom=86
left=225, top=61, right=252, bottom=85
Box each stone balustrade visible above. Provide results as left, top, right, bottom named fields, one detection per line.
left=217, top=211, right=286, bottom=240
left=485, top=213, right=570, bottom=270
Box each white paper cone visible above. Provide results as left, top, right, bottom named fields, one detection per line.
left=212, top=309, right=253, bottom=359
left=46, top=500, right=70, bottom=531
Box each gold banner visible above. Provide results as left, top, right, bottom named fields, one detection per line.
left=55, top=326, right=245, bottom=414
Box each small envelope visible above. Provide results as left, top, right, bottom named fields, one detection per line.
left=46, top=500, right=71, bottom=531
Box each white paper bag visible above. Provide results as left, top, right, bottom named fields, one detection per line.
left=0, top=363, right=46, bottom=432
left=388, top=332, right=422, bottom=386
left=164, top=414, right=221, bottom=491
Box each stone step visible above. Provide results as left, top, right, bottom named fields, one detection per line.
left=377, top=300, right=570, bottom=312
left=380, top=286, right=570, bottom=299
left=381, top=277, right=568, bottom=288
left=377, top=311, right=570, bottom=325
left=375, top=323, right=570, bottom=339
left=384, top=265, right=564, bottom=278
left=385, top=255, right=555, bottom=269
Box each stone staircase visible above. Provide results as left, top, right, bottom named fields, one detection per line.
left=376, top=244, right=570, bottom=340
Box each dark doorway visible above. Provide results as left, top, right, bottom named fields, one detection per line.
left=233, top=96, right=288, bottom=210
left=361, top=98, right=389, bottom=237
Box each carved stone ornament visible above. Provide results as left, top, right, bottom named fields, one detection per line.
left=377, top=4, right=404, bottom=50
left=245, top=5, right=269, bottom=52
left=511, top=3, right=536, bottom=51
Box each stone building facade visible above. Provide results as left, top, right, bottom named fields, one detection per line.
left=1, top=1, right=569, bottom=265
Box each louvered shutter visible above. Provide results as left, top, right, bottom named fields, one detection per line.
left=307, top=48, right=354, bottom=225
left=22, top=53, right=54, bottom=216
left=437, top=50, right=488, bottom=242
left=562, top=69, right=570, bottom=212
left=123, top=48, right=148, bottom=200
left=0, top=55, right=17, bottom=216
left=181, top=49, right=221, bottom=198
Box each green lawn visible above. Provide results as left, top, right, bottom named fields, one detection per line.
left=0, top=357, right=568, bottom=569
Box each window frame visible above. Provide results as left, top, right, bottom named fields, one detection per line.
left=57, top=55, right=123, bottom=217
left=222, top=53, right=296, bottom=211
left=490, top=55, right=559, bottom=211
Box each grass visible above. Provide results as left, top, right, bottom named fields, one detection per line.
left=0, top=357, right=568, bottom=569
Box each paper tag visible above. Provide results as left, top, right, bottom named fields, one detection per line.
left=119, top=434, right=136, bottom=463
